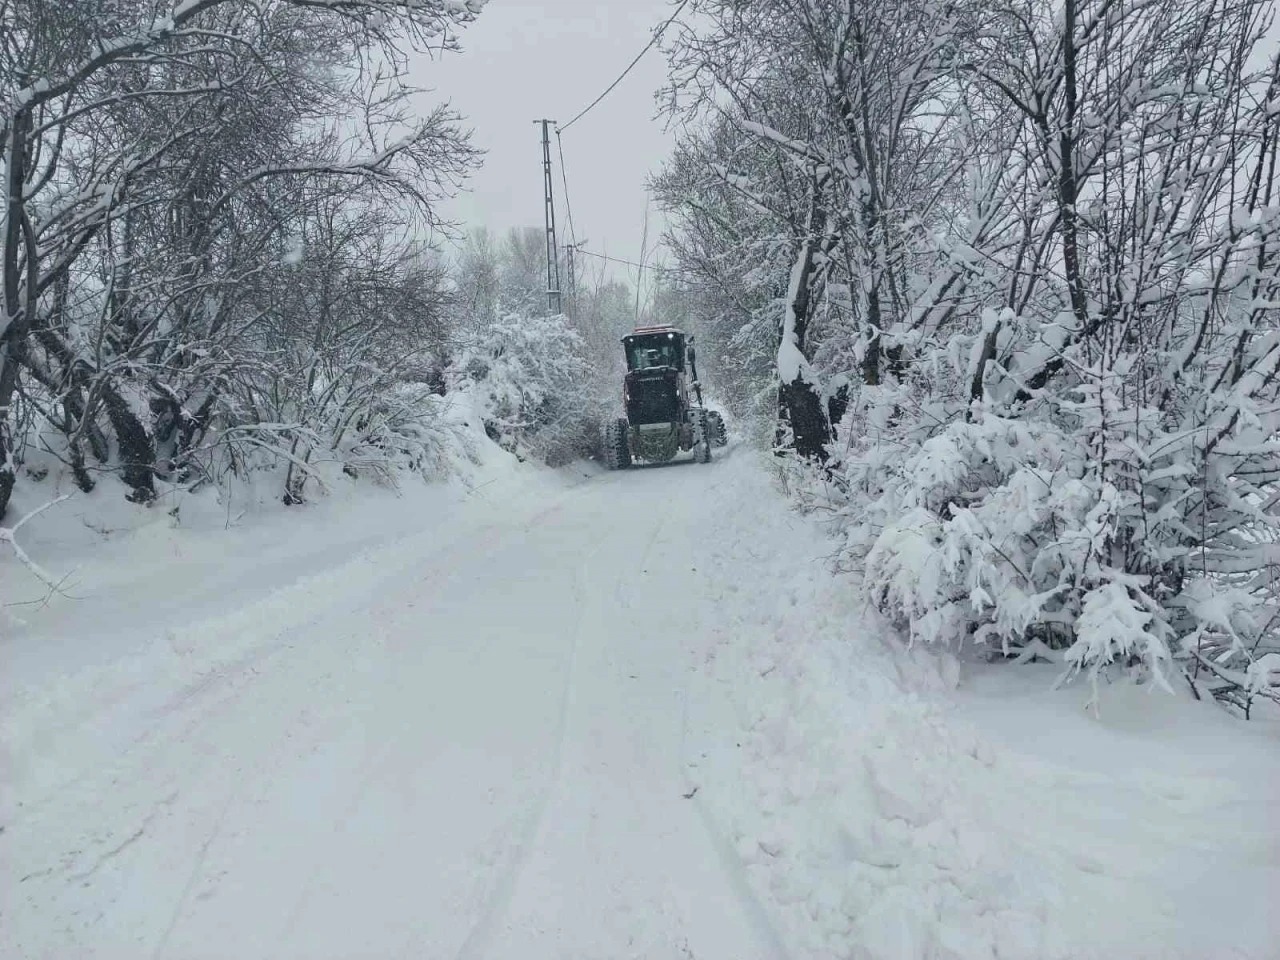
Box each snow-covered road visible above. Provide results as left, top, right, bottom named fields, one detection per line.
left=5, top=442, right=1279, bottom=960
left=3, top=449, right=787, bottom=959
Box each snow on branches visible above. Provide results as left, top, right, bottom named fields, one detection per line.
left=447, top=312, right=599, bottom=467
left=0, top=0, right=485, bottom=516
left=659, top=0, right=1280, bottom=713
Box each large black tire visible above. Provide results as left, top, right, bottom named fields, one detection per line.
left=692, top=410, right=712, bottom=463
left=604, top=417, right=631, bottom=470
left=707, top=410, right=727, bottom=447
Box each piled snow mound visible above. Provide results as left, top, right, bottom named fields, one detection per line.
left=683, top=455, right=1280, bottom=960
left=1, top=391, right=597, bottom=784
left=1, top=388, right=512, bottom=602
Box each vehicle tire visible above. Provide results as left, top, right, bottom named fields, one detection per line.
left=692, top=410, right=712, bottom=464
left=604, top=417, right=631, bottom=470
left=707, top=410, right=727, bottom=447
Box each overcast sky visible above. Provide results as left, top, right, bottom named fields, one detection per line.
left=413, top=0, right=681, bottom=287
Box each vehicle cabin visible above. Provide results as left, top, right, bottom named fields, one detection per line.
left=623, top=327, right=686, bottom=372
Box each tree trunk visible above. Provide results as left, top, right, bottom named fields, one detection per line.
left=780, top=378, right=831, bottom=459
left=827, top=382, right=850, bottom=438
left=776, top=172, right=832, bottom=460
left=1057, top=0, right=1088, bottom=335
left=0, top=109, right=33, bottom=520
left=100, top=381, right=156, bottom=502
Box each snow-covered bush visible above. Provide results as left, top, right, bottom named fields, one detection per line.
left=159, top=358, right=469, bottom=504
left=447, top=312, right=600, bottom=466
left=837, top=353, right=1280, bottom=714
left=850, top=410, right=1166, bottom=688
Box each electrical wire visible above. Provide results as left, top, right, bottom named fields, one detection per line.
left=576, top=248, right=649, bottom=270
left=554, top=127, right=578, bottom=249
left=557, top=0, right=691, bottom=133
left=576, top=247, right=694, bottom=281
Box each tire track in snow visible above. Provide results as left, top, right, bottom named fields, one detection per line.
left=94, top=498, right=589, bottom=960
left=274, top=500, right=601, bottom=955
left=482, top=456, right=787, bottom=959
left=686, top=793, right=795, bottom=960
left=675, top=686, right=793, bottom=960
left=272, top=734, right=401, bottom=948
left=671, top=475, right=794, bottom=960
left=149, top=762, right=245, bottom=960
left=451, top=516, right=615, bottom=960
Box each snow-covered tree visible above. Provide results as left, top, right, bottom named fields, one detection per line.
left=660, top=0, right=1280, bottom=712
left=446, top=311, right=597, bottom=466
left=0, top=0, right=484, bottom=515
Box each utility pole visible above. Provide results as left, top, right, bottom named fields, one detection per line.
left=634, top=196, right=650, bottom=327
left=563, top=241, right=582, bottom=319
left=535, top=119, right=562, bottom=315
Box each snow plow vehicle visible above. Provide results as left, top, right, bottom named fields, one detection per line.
left=602, top=325, right=727, bottom=469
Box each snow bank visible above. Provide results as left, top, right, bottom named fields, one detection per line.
left=1, top=393, right=597, bottom=828
left=683, top=454, right=1280, bottom=960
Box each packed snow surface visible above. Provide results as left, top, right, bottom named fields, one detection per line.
left=3, top=442, right=1278, bottom=959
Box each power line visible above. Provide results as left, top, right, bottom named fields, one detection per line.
left=553, top=129, right=584, bottom=311
left=554, top=127, right=577, bottom=248
left=558, top=0, right=691, bottom=133
left=576, top=248, right=648, bottom=270
left=576, top=246, right=693, bottom=281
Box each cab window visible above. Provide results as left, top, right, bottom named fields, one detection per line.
left=625, top=334, right=684, bottom=371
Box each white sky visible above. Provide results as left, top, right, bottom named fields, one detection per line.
left=414, top=0, right=681, bottom=285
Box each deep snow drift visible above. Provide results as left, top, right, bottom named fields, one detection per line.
left=3, top=435, right=1278, bottom=959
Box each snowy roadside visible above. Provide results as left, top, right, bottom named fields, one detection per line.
left=681, top=455, right=1280, bottom=960
left=1, top=401, right=597, bottom=828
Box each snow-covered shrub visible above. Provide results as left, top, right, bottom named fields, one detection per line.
left=447, top=312, right=600, bottom=466
left=172, top=360, right=469, bottom=504
left=834, top=353, right=1280, bottom=713
left=331, top=381, right=476, bottom=481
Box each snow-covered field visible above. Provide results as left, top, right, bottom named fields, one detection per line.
left=3, top=435, right=1278, bottom=959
